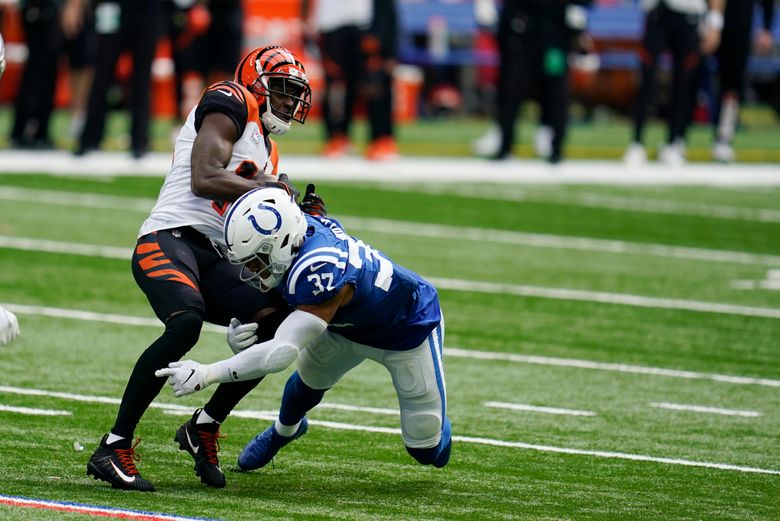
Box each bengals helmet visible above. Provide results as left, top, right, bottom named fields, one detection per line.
left=234, top=46, right=312, bottom=135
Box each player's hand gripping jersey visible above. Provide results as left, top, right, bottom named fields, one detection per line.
left=138, top=81, right=279, bottom=249
left=282, top=215, right=441, bottom=350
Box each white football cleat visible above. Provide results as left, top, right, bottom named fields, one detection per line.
left=472, top=125, right=501, bottom=157
left=534, top=125, right=553, bottom=159
left=712, top=140, right=735, bottom=163
left=623, top=142, right=647, bottom=167
left=659, top=141, right=686, bottom=167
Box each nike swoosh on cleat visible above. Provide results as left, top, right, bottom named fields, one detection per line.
left=185, top=426, right=200, bottom=454
left=109, top=460, right=137, bottom=484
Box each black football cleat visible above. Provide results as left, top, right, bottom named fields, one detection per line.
left=87, top=435, right=155, bottom=491
left=175, top=409, right=226, bottom=488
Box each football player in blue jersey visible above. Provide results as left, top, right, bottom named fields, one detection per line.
left=157, top=186, right=451, bottom=469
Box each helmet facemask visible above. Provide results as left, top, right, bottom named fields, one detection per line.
left=234, top=242, right=289, bottom=292
left=258, top=73, right=311, bottom=135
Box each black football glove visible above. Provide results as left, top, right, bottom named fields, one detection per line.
left=276, top=173, right=301, bottom=201
left=299, top=183, right=327, bottom=216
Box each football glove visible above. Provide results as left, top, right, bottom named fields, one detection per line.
left=277, top=173, right=301, bottom=201
left=227, top=317, right=258, bottom=354
left=0, top=307, right=20, bottom=346
left=300, top=183, right=327, bottom=216
left=155, top=360, right=210, bottom=397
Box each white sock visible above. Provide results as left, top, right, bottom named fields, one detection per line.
left=196, top=409, right=219, bottom=425
left=274, top=419, right=301, bottom=437
left=106, top=433, right=125, bottom=445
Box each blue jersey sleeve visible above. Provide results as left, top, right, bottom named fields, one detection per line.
left=283, top=247, right=352, bottom=306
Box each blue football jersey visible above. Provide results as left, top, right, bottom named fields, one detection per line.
left=280, top=215, right=441, bottom=350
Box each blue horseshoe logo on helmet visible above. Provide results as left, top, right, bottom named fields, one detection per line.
left=248, top=203, right=282, bottom=235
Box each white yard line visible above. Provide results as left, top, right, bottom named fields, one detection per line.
left=649, top=402, right=761, bottom=417
left=4, top=185, right=780, bottom=266
left=2, top=303, right=778, bottom=389
left=485, top=401, right=596, bottom=417
left=0, top=404, right=71, bottom=416
left=4, top=234, right=780, bottom=319
left=0, top=186, right=156, bottom=211
left=374, top=184, right=780, bottom=224
left=444, top=347, right=780, bottom=388
left=2, top=151, right=780, bottom=186
left=341, top=216, right=780, bottom=266
left=0, top=236, right=131, bottom=259
left=0, top=385, right=776, bottom=476
left=428, top=277, right=780, bottom=319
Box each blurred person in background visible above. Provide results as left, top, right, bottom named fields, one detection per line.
left=623, top=0, right=724, bottom=167
left=85, top=45, right=316, bottom=492
left=0, top=306, right=20, bottom=346
left=302, top=0, right=399, bottom=161
left=475, top=0, right=593, bottom=163
left=62, top=0, right=96, bottom=139
left=711, top=0, right=775, bottom=162
left=9, top=0, right=93, bottom=149
left=163, top=0, right=243, bottom=125
left=75, top=0, right=160, bottom=158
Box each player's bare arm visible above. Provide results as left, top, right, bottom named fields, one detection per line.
left=190, top=112, right=278, bottom=201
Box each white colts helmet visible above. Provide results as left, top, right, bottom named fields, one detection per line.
left=224, top=187, right=308, bottom=291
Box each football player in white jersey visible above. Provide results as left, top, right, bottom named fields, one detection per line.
left=158, top=187, right=452, bottom=470
left=87, top=46, right=319, bottom=492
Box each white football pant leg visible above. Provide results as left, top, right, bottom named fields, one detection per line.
left=379, top=320, right=446, bottom=449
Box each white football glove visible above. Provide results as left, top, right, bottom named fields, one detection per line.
left=155, top=360, right=210, bottom=397
left=0, top=307, right=20, bottom=346
left=227, top=317, right=258, bottom=354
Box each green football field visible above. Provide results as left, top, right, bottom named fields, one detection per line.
left=0, top=168, right=779, bottom=520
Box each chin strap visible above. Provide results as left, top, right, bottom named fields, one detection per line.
left=262, top=98, right=291, bottom=135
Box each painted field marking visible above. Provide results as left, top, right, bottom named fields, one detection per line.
left=2, top=150, right=780, bottom=186
left=1, top=385, right=776, bottom=476
left=5, top=232, right=780, bottom=318
left=0, top=494, right=217, bottom=520
left=649, top=402, right=762, bottom=417
left=731, top=269, right=780, bottom=291
left=485, top=401, right=596, bottom=417
left=341, top=216, right=780, bottom=266
left=4, top=185, right=780, bottom=267
left=427, top=277, right=780, bottom=319
left=375, top=184, right=780, bottom=224
left=0, top=404, right=71, bottom=416
left=2, top=303, right=779, bottom=389
left=445, top=347, right=780, bottom=388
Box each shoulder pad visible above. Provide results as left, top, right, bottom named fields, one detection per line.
left=285, top=247, right=349, bottom=304
left=195, top=82, right=257, bottom=137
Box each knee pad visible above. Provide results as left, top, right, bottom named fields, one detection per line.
left=406, top=417, right=451, bottom=468
left=402, top=411, right=441, bottom=445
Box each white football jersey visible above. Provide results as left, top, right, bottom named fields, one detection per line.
left=139, top=81, right=279, bottom=249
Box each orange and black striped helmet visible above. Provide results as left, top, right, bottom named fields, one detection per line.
left=234, top=46, right=312, bottom=135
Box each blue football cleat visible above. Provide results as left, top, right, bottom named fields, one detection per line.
left=237, top=418, right=308, bottom=471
